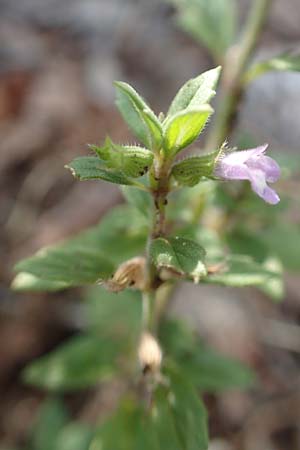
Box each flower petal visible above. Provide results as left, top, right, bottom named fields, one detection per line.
left=247, top=155, right=280, bottom=183
left=262, top=185, right=280, bottom=204
left=245, top=143, right=268, bottom=157
left=249, top=169, right=280, bottom=204
left=221, top=144, right=268, bottom=166
left=215, top=162, right=250, bottom=180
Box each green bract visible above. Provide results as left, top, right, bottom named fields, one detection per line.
left=171, top=152, right=218, bottom=186
left=91, top=139, right=154, bottom=177
left=65, top=156, right=134, bottom=185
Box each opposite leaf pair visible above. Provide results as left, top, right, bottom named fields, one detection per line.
left=67, top=66, right=280, bottom=204
left=66, top=67, right=221, bottom=187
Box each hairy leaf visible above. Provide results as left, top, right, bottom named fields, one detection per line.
left=12, top=205, right=147, bottom=291
left=168, top=66, right=221, bottom=116
left=114, top=81, right=163, bottom=150
left=150, top=236, right=207, bottom=282
left=163, top=107, right=212, bottom=155
left=65, top=156, right=134, bottom=185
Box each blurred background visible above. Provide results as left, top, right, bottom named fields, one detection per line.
left=1, top=0, right=300, bottom=449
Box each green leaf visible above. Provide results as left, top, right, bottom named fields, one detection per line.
left=11, top=272, right=71, bottom=292
left=114, top=81, right=163, bottom=150
left=171, top=0, right=236, bottom=62
left=12, top=205, right=147, bottom=291
left=87, top=205, right=148, bottom=265
left=23, top=334, right=126, bottom=391
left=168, top=67, right=221, bottom=116
left=92, top=398, right=155, bottom=450
left=188, top=348, right=254, bottom=391
left=15, top=246, right=114, bottom=285
left=226, top=228, right=271, bottom=263
left=260, top=257, right=284, bottom=302
left=261, top=222, right=300, bottom=272
left=150, top=236, right=207, bottom=282
left=163, top=106, right=213, bottom=155
left=65, top=156, right=134, bottom=185
left=160, top=319, right=254, bottom=392
left=86, top=287, right=141, bottom=342
left=121, top=185, right=152, bottom=218
left=56, top=423, right=93, bottom=450
left=244, top=54, right=300, bottom=84
left=226, top=228, right=284, bottom=301
left=175, top=223, right=225, bottom=265
left=167, top=180, right=216, bottom=226
left=152, top=387, right=182, bottom=450
left=30, top=398, right=69, bottom=450
left=93, top=370, right=208, bottom=450
left=165, top=366, right=209, bottom=450
left=171, top=152, right=217, bottom=186
left=182, top=349, right=254, bottom=392
left=91, top=140, right=154, bottom=178
left=205, top=255, right=281, bottom=288
left=150, top=238, right=182, bottom=273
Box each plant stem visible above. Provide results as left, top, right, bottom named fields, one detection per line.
left=142, top=151, right=171, bottom=335
left=206, top=0, right=272, bottom=150
left=141, top=0, right=272, bottom=340
left=142, top=290, right=156, bottom=333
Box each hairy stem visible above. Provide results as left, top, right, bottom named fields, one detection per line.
left=141, top=0, right=272, bottom=343
left=141, top=151, right=171, bottom=335
left=206, top=0, right=272, bottom=150
left=140, top=0, right=272, bottom=337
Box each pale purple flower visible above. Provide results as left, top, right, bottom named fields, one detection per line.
left=214, top=144, right=280, bottom=204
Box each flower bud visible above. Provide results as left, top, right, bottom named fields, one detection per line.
left=138, top=332, right=162, bottom=374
